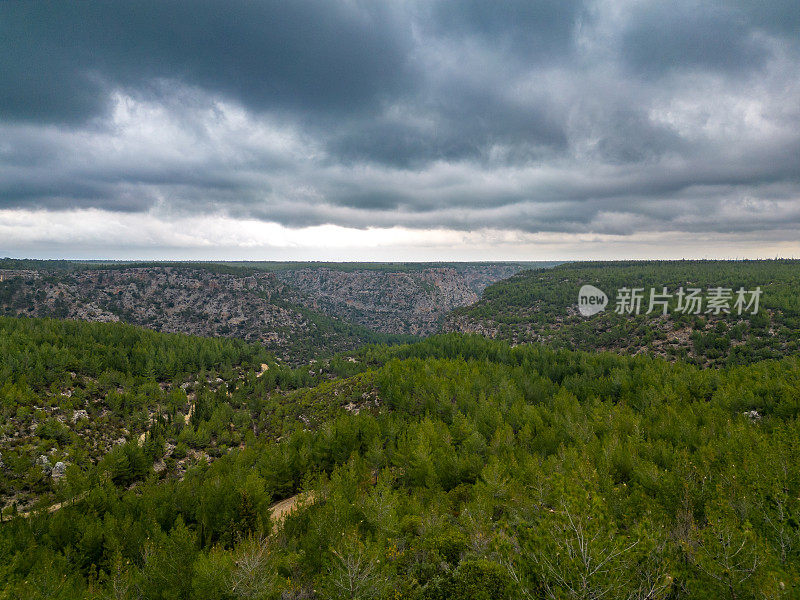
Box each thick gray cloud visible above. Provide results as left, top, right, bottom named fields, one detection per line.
left=1, top=1, right=412, bottom=123
left=1, top=0, right=799, bottom=250
left=619, top=1, right=771, bottom=76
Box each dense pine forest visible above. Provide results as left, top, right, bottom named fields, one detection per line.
left=1, top=261, right=800, bottom=599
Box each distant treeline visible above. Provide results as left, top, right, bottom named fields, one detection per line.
left=0, top=258, right=557, bottom=275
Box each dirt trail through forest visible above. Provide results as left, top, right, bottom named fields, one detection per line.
left=16, top=490, right=314, bottom=523
left=269, top=492, right=315, bottom=529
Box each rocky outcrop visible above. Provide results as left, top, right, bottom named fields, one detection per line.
left=276, top=266, right=520, bottom=336
left=0, top=263, right=528, bottom=354
left=0, top=267, right=322, bottom=360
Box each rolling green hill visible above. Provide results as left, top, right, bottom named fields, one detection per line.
left=2, top=320, right=799, bottom=599
left=445, top=260, right=800, bottom=367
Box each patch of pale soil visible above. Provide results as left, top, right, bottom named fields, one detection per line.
left=184, top=401, right=194, bottom=424
left=16, top=492, right=88, bottom=518
left=14, top=489, right=314, bottom=524
left=269, top=491, right=315, bottom=529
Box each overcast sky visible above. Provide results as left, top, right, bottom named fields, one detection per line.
left=1, top=1, right=799, bottom=260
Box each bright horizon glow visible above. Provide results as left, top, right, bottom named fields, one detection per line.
left=2, top=208, right=798, bottom=262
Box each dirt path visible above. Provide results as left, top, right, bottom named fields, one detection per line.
left=184, top=400, right=194, bottom=424
left=14, top=490, right=314, bottom=523
left=135, top=394, right=195, bottom=447
left=15, top=492, right=88, bottom=519
left=17, top=501, right=65, bottom=518
left=13, top=485, right=313, bottom=526
left=269, top=491, right=315, bottom=529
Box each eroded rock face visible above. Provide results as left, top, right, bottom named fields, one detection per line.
left=277, top=267, right=475, bottom=335
left=276, top=265, right=524, bottom=336
left=0, top=263, right=526, bottom=352
left=0, top=267, right=317, bottom=360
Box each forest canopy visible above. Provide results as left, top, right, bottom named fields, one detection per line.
left=1, top=315, right=799, bottom=599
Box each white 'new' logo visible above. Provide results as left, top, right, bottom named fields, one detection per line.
left=578, top=284, right=608, bottom=316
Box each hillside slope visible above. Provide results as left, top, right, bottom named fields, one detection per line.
left=444, top=260, right=800, bottom=366
left=276, top=267, right=478, bottom=335
left=0, top=266, right=407, bottom=362
left=0, top=261, right=533, bottom=356
left=2, top=329, right=799, bottom=598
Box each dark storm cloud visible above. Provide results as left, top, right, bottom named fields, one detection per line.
left=427, top=0, right=586, bottom=62
left=733, top=0, right=800, bottom=38
left=1, top=0, right=799, bottom=242
left=325, top=91, right=568, bottom=168
left=0, top=1, right=411, bottom=123
left=619, top=1, right=770, bottom=76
